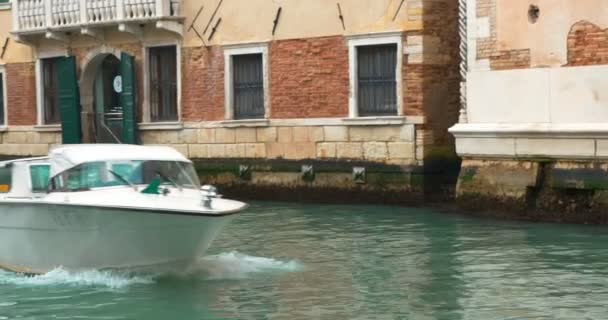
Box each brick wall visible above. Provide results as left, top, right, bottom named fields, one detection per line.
left=270, top=36, right=349, bottom=119
left=6, top=63, right=37, bottom=126
left=182, top=46, right=225, bottom=122
left=566, top=21, right=608, bottom=66
left=407, top=0, right=460, bottom=146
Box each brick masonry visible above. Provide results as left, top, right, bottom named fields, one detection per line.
left=6, top=63, right=37, bottom=126
left=182, top=46, right=225, bottom=121
left=270, top=36, right=349, bottom=119
left=566, top=21, right=608, bottom=66
left=0, top=1, right=460, bottom=166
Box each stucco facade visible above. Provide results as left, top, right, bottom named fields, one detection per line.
left=451, top=0, right=608, bottom=222
left=0, top=0, right=460, bottom=201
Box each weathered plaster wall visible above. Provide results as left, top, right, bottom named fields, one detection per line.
left=182, top=0, right=421, bottom=46
left=0, top=9, right=33, bottom=64
left=495, top=0, right=608, bottom=67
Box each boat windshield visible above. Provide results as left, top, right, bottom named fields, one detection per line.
left=49, top=160, right=200, bottom=192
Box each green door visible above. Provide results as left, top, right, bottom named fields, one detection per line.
left=120, top=52, right=138, bottom=145
left=57, top=56, right=82, bottom=144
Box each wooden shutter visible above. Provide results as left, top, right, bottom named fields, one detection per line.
left=57, top=56, right=82, bottom=144
left=120, top=52, right=138, bottom=145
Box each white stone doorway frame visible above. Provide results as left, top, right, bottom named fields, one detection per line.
left=79, top=47, right=123, bottom=143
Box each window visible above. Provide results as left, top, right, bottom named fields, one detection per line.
left=348, top=34, right=403, bottom=118
left=224, top=44, right=269, bottom=120
left=50, top=160, right=200, bottom=192
left=29, top=164, right=50, bottom=192
left=42, top=58, right=61, bottom=124
left=232, top=54, right=264, bottom=119
left=148, top=46, right=177, bottom=122
left=357, top=44, right=398, bottom=116
left=0, top=167, right=11, bottom=193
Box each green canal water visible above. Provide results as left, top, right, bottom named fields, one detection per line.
left=0, top=202, right=607, bottom=319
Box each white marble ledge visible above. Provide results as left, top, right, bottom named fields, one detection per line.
left=33, top=125, right=62, bottom=132
left=218, top=119, right=270, bottom=128
left=138, top=122, right=184, bottom=131
left=450, top=123, right=608, bottom=138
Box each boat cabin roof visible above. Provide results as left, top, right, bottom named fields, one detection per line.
left=48, top=144, right=190, bottom=176
left=0, top=145, right=191, bottom=198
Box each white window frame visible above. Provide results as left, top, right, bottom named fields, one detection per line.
left=223, top=43, right=270, bottom=120
left=35, top=50, right=67, bottom=127
left=347, top=32, right=403, bottom=118
left=0, top=66, right=7, bottom=127
left=142, top=41, right=182, bottom=124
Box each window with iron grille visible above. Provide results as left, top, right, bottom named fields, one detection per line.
left=232, top=54, right=264, bottom=120
left=149, top=46, right=178, bottom=122
left=42, top=58, right=61, bottom=125
left=357, top=44, right=398, bottom=116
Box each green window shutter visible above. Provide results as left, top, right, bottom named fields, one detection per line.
left=120, top=52, right=138, bottom=145
left=57, top=56, right=82, bottom=144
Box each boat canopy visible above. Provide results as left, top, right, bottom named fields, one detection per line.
left=49, top=144, right=190, bottom=177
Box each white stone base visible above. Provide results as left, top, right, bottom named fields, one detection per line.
left=451, top=123, right=608, bottom=159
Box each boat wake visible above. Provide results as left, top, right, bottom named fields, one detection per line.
left=0, top=252, right=302, bottom=289
left=185, top=251, right=302, bottom=280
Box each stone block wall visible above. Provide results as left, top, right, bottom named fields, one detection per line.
left=0, top=128, right=61, bottom=156
left=140, top=124, right=418, bottom=165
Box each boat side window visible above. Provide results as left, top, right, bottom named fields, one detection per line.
left=29, top=164, right=51, bottom=193
left=50, top=162, right=124, bottom=192
left=0, top=166, right=11, bottom=193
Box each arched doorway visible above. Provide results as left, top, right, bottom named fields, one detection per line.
left=79, top=48, right=138, bottom=144
left=93, top=55, right=122, bottom=143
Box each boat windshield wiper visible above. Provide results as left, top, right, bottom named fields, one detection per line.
left=108, top=169, right=137, bottom=190
left=156, top=171, right=181, bottom=190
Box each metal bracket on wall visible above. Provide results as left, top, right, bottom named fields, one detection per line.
left=0, top=38, right=9, bottom=59
left=187, top=5, right=206, bottom=46
left=203, top=0, right=224, bottom=36
left=239, top=164, right=252, bottom=181
left=392, top=0, right=406, bottom=21
left=208, top=18, right=222, bottom=41
left=353, top=167, right=366, bottom=184
left=272, top=7, right=282, bottom=36
left=337, top=3, right=345, bottom=30
left=301, top=164, right=315, bottom=182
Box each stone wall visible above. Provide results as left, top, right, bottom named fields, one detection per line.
left=140, top=123, right=417, bottom=165
left=0, top=128, right=61, bottom=156
left=457, top=158, right=608, bottom=224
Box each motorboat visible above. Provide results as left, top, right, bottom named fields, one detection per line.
left=0, top=144, right=247, bottom=274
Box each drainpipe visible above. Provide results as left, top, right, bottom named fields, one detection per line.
left=458, top=0, right=468, bottom=123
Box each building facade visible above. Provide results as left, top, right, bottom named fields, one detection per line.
left=451, top=0, right=608, bottom=220
left=0, top=0, right=459, bottom=201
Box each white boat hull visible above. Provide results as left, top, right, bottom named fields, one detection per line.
left=0, top=202, right=235, bottom=274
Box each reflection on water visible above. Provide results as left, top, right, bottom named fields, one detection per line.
left=0, top=202, right=608, bottom=319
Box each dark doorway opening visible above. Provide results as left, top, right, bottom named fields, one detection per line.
left=93, top=55, right=123, bottom=143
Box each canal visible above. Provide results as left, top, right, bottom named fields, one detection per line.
left=0, top=202, right=607, bottom=319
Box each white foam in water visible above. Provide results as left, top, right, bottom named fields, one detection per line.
left=0, top=267, right=154, bottom=289
left=188, top=251, right=303, bottom=280
left=0, top=252, right=301, bottom=287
